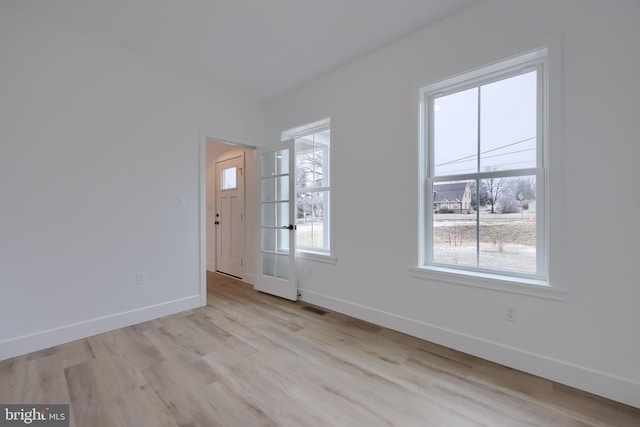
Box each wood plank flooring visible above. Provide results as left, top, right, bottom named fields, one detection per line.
left=1, top=272, right=639, bottom=426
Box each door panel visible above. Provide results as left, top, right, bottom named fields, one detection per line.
left=215, top=155, right=244, bottom=279
left=255, top=141, right=297, bottom=300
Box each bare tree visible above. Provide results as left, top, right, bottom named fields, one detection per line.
left=515, top=176, right=536, bottom=200
left=296, top=150, right=325, bottom=219
left=483, top=177, right=514, bottom=213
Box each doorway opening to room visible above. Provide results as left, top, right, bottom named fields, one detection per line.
left=205, top=138, right=256, bottom=284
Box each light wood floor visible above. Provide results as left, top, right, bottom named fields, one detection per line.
left=1, top=273, right=639, bottom=426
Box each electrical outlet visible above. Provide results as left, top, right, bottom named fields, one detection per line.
left=308, top=267, right=313, bottom=277
left=136, top=272, right=146, bottom=286
left=176, top=197, right=185, bottom=208
left=505, top=305, right=518, bottom=322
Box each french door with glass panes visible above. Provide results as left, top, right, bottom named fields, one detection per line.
left=255, top=140, right=297, bottom=300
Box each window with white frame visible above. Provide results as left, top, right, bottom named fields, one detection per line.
left=420, top=49, right=547, bottom=282
left=283, top=119, right=331, bottom=256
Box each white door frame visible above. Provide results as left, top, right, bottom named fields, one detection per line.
left=199, top=129, right=256, bottom=307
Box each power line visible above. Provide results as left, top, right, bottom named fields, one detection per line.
left=435, top=136, right=536, bottom=167
left=483, top=147, right=535, bottom=161
left=439, top=147, right=535, bottom=167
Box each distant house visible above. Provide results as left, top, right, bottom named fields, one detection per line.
left=433, top=182, right=472, bottom=213
left=526, top=200, right=536, bottom=213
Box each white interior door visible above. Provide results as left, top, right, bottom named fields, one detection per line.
left=255, top=140, right=297, bottom=300
left=215, top=155, right=244, bottom=279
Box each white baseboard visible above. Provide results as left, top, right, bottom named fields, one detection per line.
left=0, top=295, right=201, bottom=362
left=299, top=288, right=640, bottom=409
left=207, top=266, right=255, bottom=287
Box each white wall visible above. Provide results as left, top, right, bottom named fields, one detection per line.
left=265, top=0, right=640, bottom=408
left=0, top=6, right=264, bottom=359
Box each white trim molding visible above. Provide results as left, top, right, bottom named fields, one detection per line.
left=409, top=266, right=567, bottom=300
left=296, top=251, right=338, bottom=265
left=298, top=288, right=639, bottom=409
left=0, top=295, right=200, bottom=362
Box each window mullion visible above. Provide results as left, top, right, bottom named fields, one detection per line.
left=434, top=168, right=539, bottom=183
left=476, top=86, right=481, bottom=267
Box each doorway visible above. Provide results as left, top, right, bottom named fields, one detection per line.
left=204, top=137, right=257, bottom=290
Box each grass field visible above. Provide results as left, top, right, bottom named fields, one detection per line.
left=295, top=213, right=537, bottom=272
left=433, top=214, right=537, bottom=272
left=296, top=221, right=324, bottom=249
left=433, top=221, right=536, bottom=246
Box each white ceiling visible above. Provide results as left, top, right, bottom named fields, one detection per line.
left=7, top=0, right=479, bottom=101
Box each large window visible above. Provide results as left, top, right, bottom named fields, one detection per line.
left=282, top=119, right=332, bottom=257
left=420, top=49, right=547, bottom=282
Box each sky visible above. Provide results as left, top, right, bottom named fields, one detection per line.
left=432, top=70, right=537, bottom=177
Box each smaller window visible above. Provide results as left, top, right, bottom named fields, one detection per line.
left=295, top=128, right=330, bottom=254
left=282, top=119, right=333, bottom=258
left=221, top=167, right=237, bottom=190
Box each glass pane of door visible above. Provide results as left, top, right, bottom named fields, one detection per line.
left=257, top=141, right=296, bottom=298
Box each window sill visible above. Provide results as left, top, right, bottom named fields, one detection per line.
left=296, top=251, right=338, bottom=264
left=409, top=266, right=566, bottom=300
